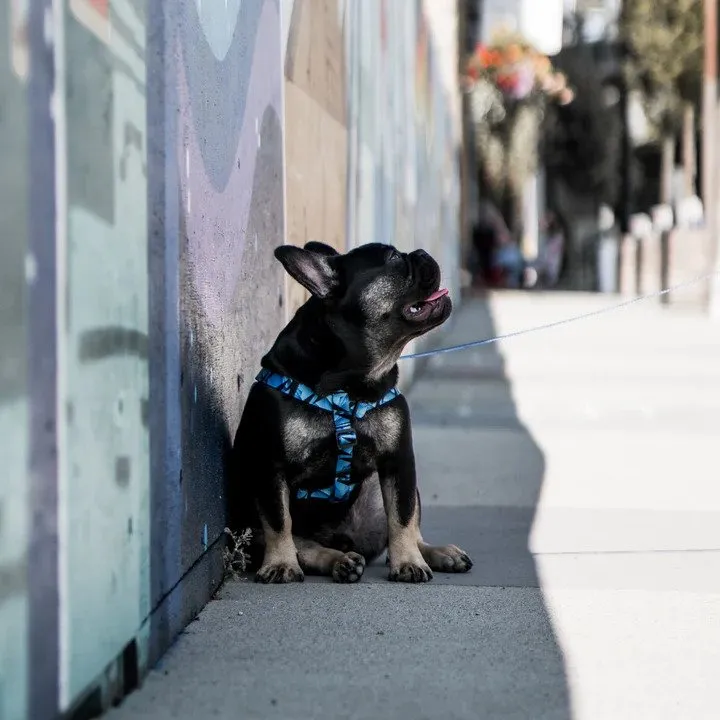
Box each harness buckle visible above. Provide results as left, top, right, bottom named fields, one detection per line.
left=333, top=413, right=357, bottom=449
left=336, top=428, right=357, bottom=449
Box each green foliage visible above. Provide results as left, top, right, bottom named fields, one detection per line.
left=620, top=0, right=703, bottom=133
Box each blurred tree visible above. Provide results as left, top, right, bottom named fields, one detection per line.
left=620, top=0, right=703, bottom=200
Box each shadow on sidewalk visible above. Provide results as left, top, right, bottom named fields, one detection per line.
left=111, top=294, right=575, bottom=720
left=403, top=293, right=574, bottom=717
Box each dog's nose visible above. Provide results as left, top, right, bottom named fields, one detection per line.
left=419, top=262, right=435, bottom=285
left=411, top=249, right=439, bottom=287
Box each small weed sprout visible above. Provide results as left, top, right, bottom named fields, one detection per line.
left=223, top=527, right=252, bottom=580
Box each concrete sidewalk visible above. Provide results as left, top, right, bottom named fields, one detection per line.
left=110, top=291, right=720, bottom=720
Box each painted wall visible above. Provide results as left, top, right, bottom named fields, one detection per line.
left=147, top=0, right=286, bottom=675
left=282, top=0, right=349, bottom=317
left=0, top=0, right=461, bottom=716
left=283, top=0, right=462, bottom=367
left=0, top=3, right=30, bottom=718
left=344, top=0, right=461, bottom=380
left=58, top=2, right=150, bottom=711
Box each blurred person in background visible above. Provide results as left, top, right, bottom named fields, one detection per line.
left=540, top=211, right=565, bottom=288
left=472, top=200, right=519, bottom=288
left=493, top=233, right=525, bottom=288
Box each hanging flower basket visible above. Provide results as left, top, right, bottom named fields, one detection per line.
left=464, top=34, right=574, bottom=115
left=462, top=32, right=574, bottom=223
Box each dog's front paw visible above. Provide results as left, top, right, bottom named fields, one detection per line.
left=332, top=552, right=366, bottom=584
left=388, top=560, right=433, bottom=583
left=255, top=562, right=305, bottom=584
left=422, top=544, right=473, bottom=573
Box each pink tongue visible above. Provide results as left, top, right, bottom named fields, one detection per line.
left=424, top=288, right=449, bottom=302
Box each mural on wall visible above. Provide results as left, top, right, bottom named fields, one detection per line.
left=345, top=0, right=461, bottom=382
left=281, top=0, right=459, bottom=324
left=148, top=0, right=286, bottom=657
left=59, top=0, right=150, bottom=710
left=282, top=0, right=348, bottom=318
left=0, top=4, right=30, bottom=719
left=177, top=0, right=285, bottom=584
left=0, top=0, right=462, bottom=715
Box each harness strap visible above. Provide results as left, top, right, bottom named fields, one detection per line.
left=255, top=368, right=400, bottom=502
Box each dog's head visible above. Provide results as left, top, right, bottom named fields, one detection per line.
left=275, top=241, right=451, bottom=378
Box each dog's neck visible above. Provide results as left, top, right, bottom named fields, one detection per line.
left=261, top=300, right=400, bottom=401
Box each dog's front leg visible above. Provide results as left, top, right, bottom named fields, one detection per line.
left=378, top=403, right=433, bottom=583
left=255, top=478, right=304, bottom=584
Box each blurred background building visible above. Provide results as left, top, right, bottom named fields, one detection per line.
left=460, top=0, right=716, bottom=303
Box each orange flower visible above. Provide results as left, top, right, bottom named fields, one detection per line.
left=505, top=43, right=522, bottom=64
left=533, top=55, right=551, bottom=76
left=476, top=45, right=498, bottom=68
left=486, top=50, right=503, bottom=67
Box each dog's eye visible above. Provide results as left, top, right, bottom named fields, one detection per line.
left=387, top=249, right=402, bottom=263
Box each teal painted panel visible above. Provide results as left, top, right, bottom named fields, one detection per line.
left=0, top=402, right=29, bottom=720
left=0, top=1, right=30, bottom=717
left=58, top=1, right=150, bottom=711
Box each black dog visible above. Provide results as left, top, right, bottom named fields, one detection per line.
left=231, top=241, right=472, bottom=583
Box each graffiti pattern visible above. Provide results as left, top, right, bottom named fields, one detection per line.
left=0, top=4, right=30, bottom=719
left=0, top=0, right=461, bottom=716
left=173, top=0, right=285, bottom=587
left=58, top=0, right=150, bottom=709
left=345, top=0, right=460, bottom=385
left=145, top=0, right=286, bottom=669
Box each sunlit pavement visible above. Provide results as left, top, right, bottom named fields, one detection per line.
left=416, top=290, right=720, bottom=720
left=110, top=291, right=720, bottom=720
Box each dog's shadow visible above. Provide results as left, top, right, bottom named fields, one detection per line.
left=363, top=294, right=574, bottom=716
left=342, top=297, right=549, bottom=589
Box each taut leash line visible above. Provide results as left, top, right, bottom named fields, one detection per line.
left=399, top=271, right=720, bottom=361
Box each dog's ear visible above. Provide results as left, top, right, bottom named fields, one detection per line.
left=275, top=245, right=337, bottom=299
left=304, top=241, right=339, bottom=257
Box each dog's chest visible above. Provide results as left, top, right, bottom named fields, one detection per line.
left=281, top=402, right=402, bottom=472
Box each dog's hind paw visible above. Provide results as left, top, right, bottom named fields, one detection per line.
left=332, top=552, right=366, bottom=583
left=388, top=561, right=433, bottom=583
left=254, top=562, right=305, bottom=584
left=421, top=544, right=473, bottom=573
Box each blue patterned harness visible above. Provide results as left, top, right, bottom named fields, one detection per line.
left=255, top=368, right=400, bottom=502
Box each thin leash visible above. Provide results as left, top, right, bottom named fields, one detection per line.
left=399, top=270, right=720, bottom=361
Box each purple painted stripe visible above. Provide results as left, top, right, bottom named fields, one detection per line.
left=147, top=0, right=184, bottom=661
left=27, top=0, right=59, bottom=716
left=176, top=0, right=282, bottom=326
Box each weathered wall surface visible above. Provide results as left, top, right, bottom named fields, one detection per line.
left=147, top=0, right=285, bottom=672
left=0, top=3, right=29, bottom=718
left=282, top=0, right=348, bottom=317
left=0, top=0, right=461, bottom=716
left=344, top=0, right=461, bottom=381
left=284, top=0, right=461, bottom=370
left=58, top=2, right=150, bottom=711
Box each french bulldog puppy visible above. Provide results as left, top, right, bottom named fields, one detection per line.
left=231, top=241, right=472, bottom=584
